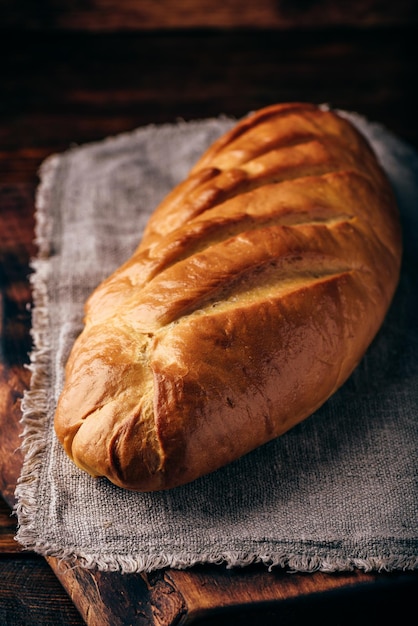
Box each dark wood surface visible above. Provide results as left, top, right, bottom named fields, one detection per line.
left=2, top=0, right=417, bottom=31
left=1, top=3, right=418, bottom=624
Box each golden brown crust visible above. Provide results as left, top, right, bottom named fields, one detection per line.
left=54, top=103, right=402, bottom=491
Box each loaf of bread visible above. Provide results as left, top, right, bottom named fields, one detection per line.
left=54, top=103, right=402, bottom=491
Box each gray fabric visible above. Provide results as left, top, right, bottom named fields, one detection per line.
left=14, top=111, right=418, bottom=573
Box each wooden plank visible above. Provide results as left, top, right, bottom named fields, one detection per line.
left=164, top=567, right=378, bottom=618
left=0, top=497, right=86, bottom=625
left=48, top=556, right=418, bottom=625
left=1, top=27, right=417, bottom=625
left=0, top=360, right=27, bottom=504
left=0, top=496, right=20, bottom=554
left=1, top=0, right=417, bottom=31
left=1, top=30, right=418, bottom=153
left=0, top=558, right=86, bottom=625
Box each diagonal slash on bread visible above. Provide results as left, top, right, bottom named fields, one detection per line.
left=54, top=103, right=402, bottom=491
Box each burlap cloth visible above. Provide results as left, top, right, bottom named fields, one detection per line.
left=14, top=110, right=418, bottom=573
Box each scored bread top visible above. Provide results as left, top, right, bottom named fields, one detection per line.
left=54, top=103, right=402, bottom=491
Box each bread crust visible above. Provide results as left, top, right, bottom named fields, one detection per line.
left=54, top=103, right=402, bottom=491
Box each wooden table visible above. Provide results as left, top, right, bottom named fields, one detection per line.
left=1, top=2, right=418, bottom=623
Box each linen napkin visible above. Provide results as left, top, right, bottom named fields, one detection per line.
left=15, top=110, right=418, bottom=573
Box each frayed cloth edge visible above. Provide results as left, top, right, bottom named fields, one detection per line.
left=11, top=541, right=418, bottom=575
left=13, top=154, right=60, bottom=545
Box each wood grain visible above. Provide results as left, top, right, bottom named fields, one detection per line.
left=0, top=361, right=26, bottom=505
left=1, top=19, right=418, bottom=626
left=1, top=0, right=417, bottom=31
left=0, top=496, right=20, bottom=554
left=0, top=497, right=86, bottom=625
left=1, top=29, right=418, bottom=157
left=47, top=558, right=418, bottom=625
left=0, top=182, right=34, bottom=504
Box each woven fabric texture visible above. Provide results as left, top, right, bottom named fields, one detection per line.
left=15, top=111, right=418, bottom=573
